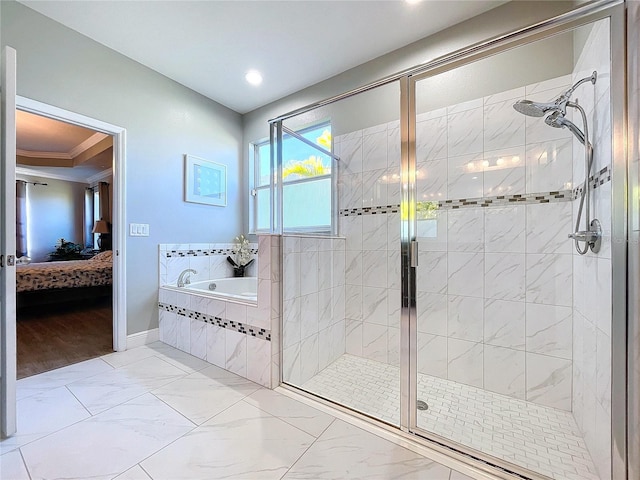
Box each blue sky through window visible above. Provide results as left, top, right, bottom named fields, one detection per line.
left=257, top=124, right=331, bottom=186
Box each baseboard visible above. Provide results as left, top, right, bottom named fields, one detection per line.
left=126, top=328, right=159, bottom=349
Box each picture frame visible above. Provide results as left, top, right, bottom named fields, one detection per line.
left=184, top=154, right=227, bottom=207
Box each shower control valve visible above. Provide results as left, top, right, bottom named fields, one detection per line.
left=568, top=219, right=602, bottom=254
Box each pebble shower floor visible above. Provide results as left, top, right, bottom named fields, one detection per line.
left=301, top=354, right=599, bottom=480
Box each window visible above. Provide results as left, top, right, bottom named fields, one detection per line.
left=93, top=188, right=100, bottom=249
left=251, top=122, right=332, bottom=233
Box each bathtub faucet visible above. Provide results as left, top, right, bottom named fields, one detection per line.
left=177, top=269, right=197, bottom=287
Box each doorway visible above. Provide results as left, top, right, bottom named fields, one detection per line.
left=15, top=110, right=114, bottom=377
left=15, top=96, right=127, bottom=359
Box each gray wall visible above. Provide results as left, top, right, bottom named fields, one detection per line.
left=1, top=1, right=243, bottom=335
left=277, top=30, right=574, bottom=139
left=16, top=175, right=86, bottom=263
left=242, top=0, right=578, bottom=224
left=1, top=0, right=580, bottom=337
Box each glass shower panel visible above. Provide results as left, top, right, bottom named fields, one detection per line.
left=280, top=81, right=403, bottom=425
left=412, top=19, right=612, bottom=480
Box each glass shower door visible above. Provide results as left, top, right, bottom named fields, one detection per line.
left=409, top=18, right=613, bottom=480
left=279, top=81, right=404, bottom=426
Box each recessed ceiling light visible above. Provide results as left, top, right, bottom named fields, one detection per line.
left=405, top=0, right=422, bottom=4
left=245, top=70, right=263, bottom=86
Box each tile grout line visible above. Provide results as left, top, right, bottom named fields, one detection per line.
left=137, top=462, right=154, bottom=480
left=64, top=384, right=93, bottom=417
left=241, top=390, right=334, bottom=440
left=15, top=356, right=117, bottom=403
left=147, top=391, right=199, bottom=427
left=18, top=447, right=33, bottom=480
left=276, top=417, right=338, bottom=480
left=115, top=392, right=200, bottom=478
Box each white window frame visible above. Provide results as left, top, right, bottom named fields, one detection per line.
left=249, top=121, right=335, bottom=234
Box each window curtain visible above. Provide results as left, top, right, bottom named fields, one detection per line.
left=16, top=180, right=28, bottom=257
left=84, top=187, right=94, bottom=247
left=98, top=181, right=110, bottom=222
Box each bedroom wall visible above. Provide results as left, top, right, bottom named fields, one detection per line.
left=1, top=0, right=244, bottom=335
left=16, top=174, right=87, bottom=263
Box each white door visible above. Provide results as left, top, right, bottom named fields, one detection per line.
left=1, top=46, right=17, bottom=438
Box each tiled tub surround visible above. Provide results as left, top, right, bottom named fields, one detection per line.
left=159, top=242, right=258, bottom=286
left=570, top=19, right=613, bottom=480
left=281, top=235, right=346, bottom=386
left=158, top=235, right=281, bottom=388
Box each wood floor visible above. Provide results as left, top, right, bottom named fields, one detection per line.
left=17, top=298, right=113, bottom=379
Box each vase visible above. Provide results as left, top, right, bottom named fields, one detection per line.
left=233, top=266, right=245, bottom=277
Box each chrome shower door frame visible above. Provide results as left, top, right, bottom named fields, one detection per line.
left=270, top=0, right=630, bottom=478
left=401, top=2, right=628, bottom=479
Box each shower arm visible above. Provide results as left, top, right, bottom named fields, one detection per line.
left=558, top=72, right=598, bottom=109
left=566, top=100, right=598, bottom=255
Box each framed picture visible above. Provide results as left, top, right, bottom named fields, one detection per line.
left=184, top=154, right=227, bottom=207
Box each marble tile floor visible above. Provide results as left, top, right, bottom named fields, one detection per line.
left=0, top=342, right=477, bottom=480
left=301, top=354, right=599, bottom=480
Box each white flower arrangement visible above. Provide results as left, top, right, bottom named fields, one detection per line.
left=234, top=234, right=252, bottom=267
left=227, top=234, right=254, bottom=276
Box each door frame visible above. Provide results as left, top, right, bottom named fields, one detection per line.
left=1, top=46, right=18, bottom=438
left=16, top=96, right=127, bottom=352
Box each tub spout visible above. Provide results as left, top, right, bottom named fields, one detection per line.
left=177, top=269, right=197, bottom=287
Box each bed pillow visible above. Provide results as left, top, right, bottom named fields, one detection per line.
left=90, top=250, right=113, bottom=263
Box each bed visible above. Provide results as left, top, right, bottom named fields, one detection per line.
left=16, top=250, right=113, bottom=308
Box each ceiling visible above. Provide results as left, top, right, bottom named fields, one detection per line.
left=19, top=0, right=507, bottom=114
left=17, top=111, right=113, bottom=183
left=17, top=111, right=96, bottom=152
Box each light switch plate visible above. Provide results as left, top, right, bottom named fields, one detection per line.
left=129, top=223, right=150, bottom=236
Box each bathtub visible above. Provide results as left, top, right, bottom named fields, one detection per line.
left=171, top=277, right=257, bottom=303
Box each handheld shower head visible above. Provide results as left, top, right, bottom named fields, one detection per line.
left=544, top=111, right=586, bottom=145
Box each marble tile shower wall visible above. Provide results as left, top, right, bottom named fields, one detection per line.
left=335, top=74, right=582, bottom=412
left=282, top=236, right=346, bottom=385
left=570, top=19, right=613, bottom=480
left=335, top=123, right=403, bottom=369
left=157, top=236, right=281, bottom=389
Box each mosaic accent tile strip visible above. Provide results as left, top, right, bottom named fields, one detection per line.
left=340, top=205, right=400, bottom=217
left=573, top=165, right=611, bottom=199
left=158, top=302, right=270, bottom=340
left=301, top=354, right=598, bottom=480
left=339, top=166, right=612, bottom=216
left=436, top=190, right=573, bottom=210
left=165, top=248, right=259, bottom=258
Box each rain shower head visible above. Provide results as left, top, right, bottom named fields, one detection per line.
left=513, top=71, right=598, bottom=118
left=512, top=99, right=559, bottom=117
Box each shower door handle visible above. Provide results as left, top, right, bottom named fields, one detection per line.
left=410, top=241, right=419, bottom=268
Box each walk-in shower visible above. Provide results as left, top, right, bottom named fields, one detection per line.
left=514, top=72, right=601, bottom=255
left=273, top=11, right=619, bottom=480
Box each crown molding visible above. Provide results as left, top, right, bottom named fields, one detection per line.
left=16, top=149, right=72, bottom=160
left=69, top=132, right=110, bottom=158
left=17, top=131, right=110, bottom=161
left=86, top=168, right=113, bottom=184
left=16, top=166, right=90, bottom=184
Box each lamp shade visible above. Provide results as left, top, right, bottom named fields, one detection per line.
left=92, top=220, right=110, bottom=234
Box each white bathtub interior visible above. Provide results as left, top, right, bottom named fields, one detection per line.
left=170, top=277, right=258, bottom=303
